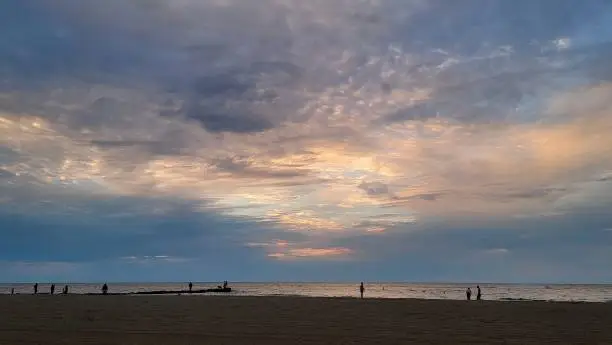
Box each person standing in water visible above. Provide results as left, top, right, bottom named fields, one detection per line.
left=476, top=285, right=482, bottom=300
left=33, top=283, right=38, bottom=294
left=188, top=282, right=193, bottom=293
left=466, top=287, right=472, bottom=301
left=359, top=282, right=365, bottom=299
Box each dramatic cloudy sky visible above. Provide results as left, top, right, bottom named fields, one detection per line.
left=1, top=0, right=612, bottom=283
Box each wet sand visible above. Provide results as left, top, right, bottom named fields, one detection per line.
left=0, top=295, right=610, bottom=344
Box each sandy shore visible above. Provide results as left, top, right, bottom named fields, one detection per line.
left=1, top=295, right=610, bottom=344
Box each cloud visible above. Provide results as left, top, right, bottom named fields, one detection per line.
left=1, top=0, right=612, bottom=281
left=119, top=255, right=191, bottom=264
left=483, top=248, right=510, bottom=255
left=269, top=247, right=353, bottom=260
left=246, top=240, right=353, bottom=260
left=358, top=181, right=390, bottom=196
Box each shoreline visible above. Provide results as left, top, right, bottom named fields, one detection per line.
left=2, top=292, right=610, bottom=303
left=3, top=282, right=610, bottom=303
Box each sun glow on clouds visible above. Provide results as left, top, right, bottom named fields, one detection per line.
left=246, top=240, right=351, bottom=259
left=2, top=0, right=612, bottom=265
left=269, top=247, right=352, bottom=259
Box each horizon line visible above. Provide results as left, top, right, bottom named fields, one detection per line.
left=1, top=281, right=611, bottom=286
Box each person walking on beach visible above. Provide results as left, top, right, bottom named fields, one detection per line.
left=476, top=285, right=482, bottom=300
left=102, top=283, right=108, bottom=295
left=360, top=282, right=365, bottom=299
left=466, top=287, right=472, bottom=301
left=189, top=282, right=193, bottom=293
left=33, top=283, right=38, bottom=294
left=50, top=284, right=55, bottom=295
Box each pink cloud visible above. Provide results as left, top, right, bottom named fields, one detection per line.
left=366, top=226, right=386, bottom=233
left=269, top=247, right=353, bottom=259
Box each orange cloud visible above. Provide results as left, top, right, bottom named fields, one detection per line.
left=266, top=210, right=346, bottom=231
left=268, top=247, right=353, bottom=259
left=247, top=240, right=353, bottom=259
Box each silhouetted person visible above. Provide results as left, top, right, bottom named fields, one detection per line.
left=360, top=282, right=365, bottom=299
left=188, top=282, right=193, bottom=292
left=11, top=288, right=14, bottom=295
left=223, top=281, right=228, bottom=289
left=102, top=283, right=108, bottom=295
left=476, top=285, right=482, bottom=300
left=34, top=283, right=38, bottom=294
left=63, top=285, right=69, bottom=295
left=50, top=284, right=55, bottom=295
left=466, top=287, right=472, bottom=301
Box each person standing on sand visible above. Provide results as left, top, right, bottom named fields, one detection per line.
left=33, top=283, right=38, bottom=294
left=11, top=288, right=14, bottom=295
left=102, top=283, right=108, bottom=295
left=476, top=285, right=482, bottom=300
left=360, top=282, right=365, bottom=299
left=50, top=284, right=55, bottom=295
left=466, top=287, right=472, bottom=301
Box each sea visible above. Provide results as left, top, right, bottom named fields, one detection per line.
left=2, top=282, right=612, bottom=302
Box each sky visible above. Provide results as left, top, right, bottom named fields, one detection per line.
left=1, top=0, right=612, bottom=283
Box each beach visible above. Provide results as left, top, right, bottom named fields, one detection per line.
left=0, top=295, right=610, bottom=344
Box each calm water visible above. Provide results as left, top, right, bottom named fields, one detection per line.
left=2, top=282, right=611, bottom=302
